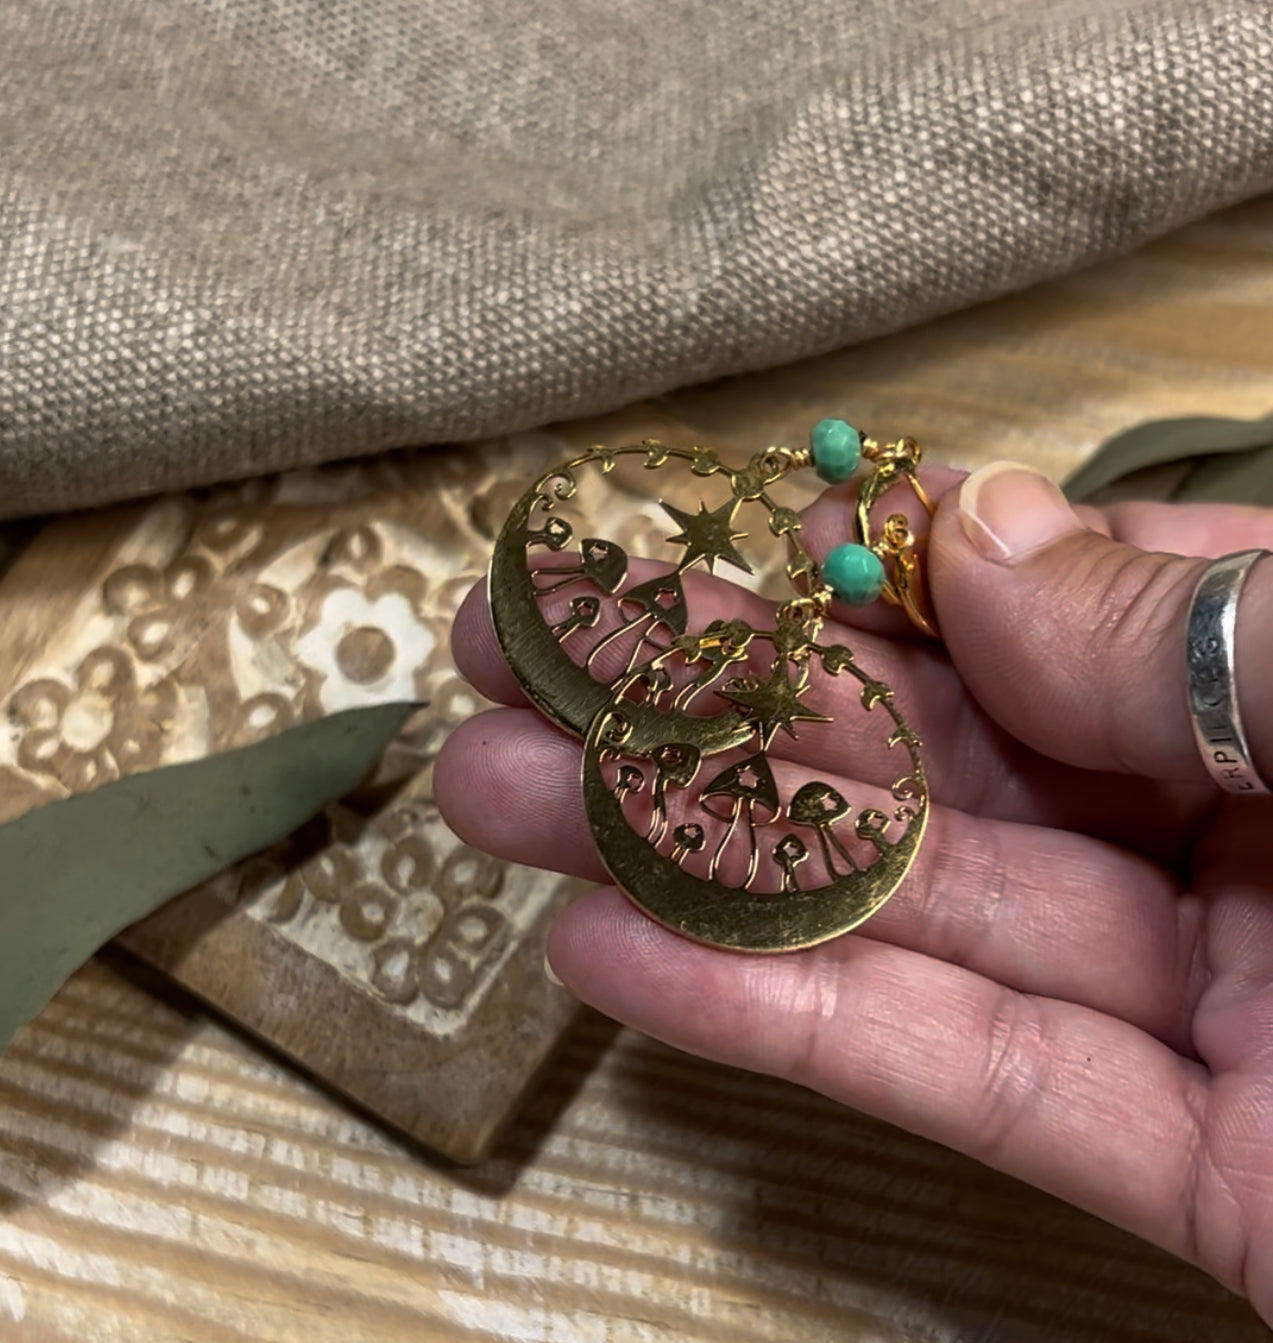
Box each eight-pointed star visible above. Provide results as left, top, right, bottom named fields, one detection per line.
left=660, top=498, right=753, bottom=575
left=719, top=663, right=831, bottom=747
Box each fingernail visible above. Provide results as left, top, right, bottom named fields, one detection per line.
left=543, top=954, right=565, bottom=988
left=958, top=461, right=1086, bottom=563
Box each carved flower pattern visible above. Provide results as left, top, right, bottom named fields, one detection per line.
left=10, top=647, right=176, bottom=791
left=189, top=475, right=276, bottom=560
left=102, top=557, right=214, bottom=664
left=295, top=586, right=436, bottom=712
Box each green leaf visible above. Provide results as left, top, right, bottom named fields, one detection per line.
left=0, top=702, right=417, bottom=1053
left=1174, top=441, right=1273, bottom=506
left=1063, top=412, right=1273, bottom=504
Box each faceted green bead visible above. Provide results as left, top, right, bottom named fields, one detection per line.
left=824, top=543, right=885, bottom=606
left=809, top=418, right=862, bottom=484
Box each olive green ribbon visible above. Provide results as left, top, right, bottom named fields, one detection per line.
left=1064, top=411, right=1273, bottom=506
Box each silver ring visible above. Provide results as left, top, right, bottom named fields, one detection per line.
left=1185, top=549, right=1270, bottom=796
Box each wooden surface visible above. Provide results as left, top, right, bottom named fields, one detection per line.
left=3, top=194, right=1273, bottom=1340
left=0, top=444, right=597, bottom=1164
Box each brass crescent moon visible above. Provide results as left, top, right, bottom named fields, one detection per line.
left=581, top=647, right=929, bottom=953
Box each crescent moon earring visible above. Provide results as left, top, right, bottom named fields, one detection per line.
left=489, top=439, right=802, bottom=745
left=487, top=422, right=937, bottom=952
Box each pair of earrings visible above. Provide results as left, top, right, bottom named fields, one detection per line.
left=488, top=421, right=935, bottom=952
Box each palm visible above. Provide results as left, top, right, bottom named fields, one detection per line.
left=435, top=491, right=1273, bottom=1325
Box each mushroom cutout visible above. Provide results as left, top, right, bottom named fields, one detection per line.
left=670, top=822, right=706, bottom=865
left=526, top=515, right=573, bottom=552
left=700, top=752, right=782, bottom=887
left=585, top=571, right=689, bottom=675
left=773, top=833, right=811, bottom=894
left=645, top=741, right=702, bottom=846
left=788, top=780, right=857, bottom=875
left=550, top=594, right=602, bottom=643
left=535, top=536, right=629, bottom=595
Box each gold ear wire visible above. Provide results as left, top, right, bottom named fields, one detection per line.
left=855, top=436, right=939, bottom=638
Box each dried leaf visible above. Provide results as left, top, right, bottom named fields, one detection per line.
left=1064, top=412, right=1273, bottom=504
left=0, top=701, right=417, bottom=1052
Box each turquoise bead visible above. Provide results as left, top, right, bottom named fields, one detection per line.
left=824, top=543, right=885, bottom=606
left=809, top=418, right=862, bottom=483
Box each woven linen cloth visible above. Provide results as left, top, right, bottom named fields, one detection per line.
left=2, top=1, right=1272, bottom=519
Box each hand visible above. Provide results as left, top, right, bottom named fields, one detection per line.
left=435, top=460, right=1273, bottom=1322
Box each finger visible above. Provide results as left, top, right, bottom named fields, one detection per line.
left=547, top=888, right=1205, bottom=1273
left=451, top=557, right=787, bottom=710
left=455, top=545, right=935, bottom=716
left=929, top=462, right=1273, bottom=783
left=447, top=465, right=1189, bottom=710
left=437, top=707, right=1200, bottom=1047
left=801, top=475, right=1273, bottom=638
left=435, top=707, right=606, bottom=883
left=452, top=483, right=1223, bottom=848
left=449, top=559, right=967, bottom=803
left=1102, top=499, right=1273, bottom=557
left=453, top=469, right=1272, bottom=708
left=448, top=579, right=1211, bottom=864
left=453, top=578, right=530, bottom=708
left=1189, top=798, right=1273, bottom=1071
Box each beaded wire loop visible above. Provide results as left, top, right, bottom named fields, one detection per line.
left=808, top=420, right=938, bottom=638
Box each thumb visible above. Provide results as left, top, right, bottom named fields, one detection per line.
left=928, top=462, right=1273, bottom=785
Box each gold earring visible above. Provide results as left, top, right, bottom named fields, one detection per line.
left=488, top=423, right=934, bottom=952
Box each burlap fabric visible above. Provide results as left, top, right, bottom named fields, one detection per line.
left=2, top=1, right=1271, bottom=519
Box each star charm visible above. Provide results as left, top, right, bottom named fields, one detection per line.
left=660, top=498, right=753, bottom=575
left=719, top=663, right=831, bottom=747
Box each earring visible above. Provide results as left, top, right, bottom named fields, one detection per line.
left=488, top=422, right=934, bottom=952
